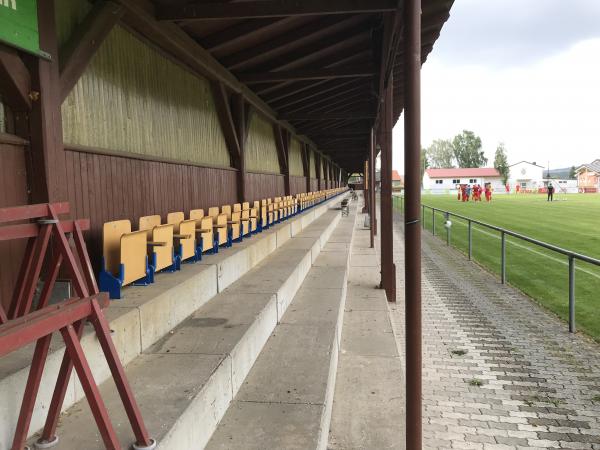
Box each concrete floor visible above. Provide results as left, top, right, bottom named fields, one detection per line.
left=328, top=213, right=406, bottom=450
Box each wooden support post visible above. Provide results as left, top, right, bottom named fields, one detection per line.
left=362, top=159, right=369, bottom=213
left=26, top=0, right=67, bottom=203
left=404, top=0, right=423, bottom=448
left=315, top=152, right=322, bottom=191
left=370, top=128, right=377, bottom=241
left=379, top=74, right=396, bottom=302
left=231, top=94, right=250, bottom=202
left=273, top=124, right=291, bottom=195
left=301, top=143, right=311, bottom=193
left=211, top=80, right=248, bottom=201
left=0, top=45, right=32, bottom=111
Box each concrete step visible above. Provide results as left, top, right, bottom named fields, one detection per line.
left=328, top=212, right=405, bottom=450
left=23, top=198, right=352, bottom=450
left=0, top=192, right=347, bottom=449
left=206, top=205, right=357, bottom=450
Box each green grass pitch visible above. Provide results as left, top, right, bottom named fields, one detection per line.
left=405, top=193, right=600, bottom=341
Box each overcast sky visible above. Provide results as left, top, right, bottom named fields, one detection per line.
left=392, top=0, right=600, bottom=174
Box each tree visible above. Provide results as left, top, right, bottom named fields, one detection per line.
left=420, top=147, right=429, bottom=186
left=427, top=139, right=455, bottom=168
left=569, top=166, right=577, bottom=179
left=494, top=143, right=510, bottom=184
left=452, top=130, right=487, bottom=168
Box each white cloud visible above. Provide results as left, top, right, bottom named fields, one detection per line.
left=393, top=38, right=600, bottom=173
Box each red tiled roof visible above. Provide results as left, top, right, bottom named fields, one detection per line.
left=392, top=170, right=403, bottom=181
left=425, top=168, right=501, bottom=178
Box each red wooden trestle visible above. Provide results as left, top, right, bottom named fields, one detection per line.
left=0, top=203, right=155, bottom=450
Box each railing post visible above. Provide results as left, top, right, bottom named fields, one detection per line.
left=432, top=208, right=435, bottom=236
left=569, top=256, right=575, bottom=333
left=501, top=231, right=506, bottom=284
left=445, top=213, right=450, bottom=246
left=468, top=220, right=472, bottom=260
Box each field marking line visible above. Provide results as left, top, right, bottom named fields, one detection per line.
left=435, top=218, right=600, bottom=281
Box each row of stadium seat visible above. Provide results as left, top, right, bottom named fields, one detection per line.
left=99, top=189, right=345, bottom=299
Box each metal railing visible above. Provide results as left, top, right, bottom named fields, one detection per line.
left=392, top=195, right=600, bottom=333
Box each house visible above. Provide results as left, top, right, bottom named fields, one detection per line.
left=575, top=159, right=600, bottom=192
left=508, top=161, right=545, bottom=191
left=392, top=170, right=404, bottom=191
left=422, top=168, right=503, bottom=194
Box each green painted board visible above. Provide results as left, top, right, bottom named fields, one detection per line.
left=0, top=0, right=48, bottom=58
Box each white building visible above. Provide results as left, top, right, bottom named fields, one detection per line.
left=422, top=168, right=504, bottom=194
left=508, top=161, right=544, bottom=191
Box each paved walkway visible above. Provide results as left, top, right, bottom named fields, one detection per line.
left=389, top=213, right=600, bottom=450
left=329, top=211, right=405, bottom=449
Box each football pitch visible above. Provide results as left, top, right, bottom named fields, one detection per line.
left=408, top=193, right=600, bottom=341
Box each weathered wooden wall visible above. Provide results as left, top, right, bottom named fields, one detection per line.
left=289, top=139, right=304, bottom=177
left=64, top=147, right=237, bottom=270
left=246, top=114, right=281, bottom=174
left=290, top=176, right=307, bottom=195
left=0, top=135, right=30, bottom=310
left=61, top=26, right=230, bottom=167
left=245, top=172, right=285, bottom=201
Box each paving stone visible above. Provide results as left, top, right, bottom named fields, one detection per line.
left=387, top=208, right=600, bottom=448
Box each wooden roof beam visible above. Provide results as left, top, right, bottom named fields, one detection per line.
left=59, top=1, right=125, bottom=103
left=210, top=80, right=241, bottom=163
left=201, top=17, right=293, bottom=52
left=280, top=84, right=372, bottom=115
left=308, top=128, right=372, bottom=137
left=269, top=78, right=360, bottom=109
left=283, top=113, right=376, bottom=121
left=239, top=65, right=376, bottom=83
left=256, top=28, right=372, bottom=73
left=257, top=47, right=371, bottom=97
left=158, top=0, right=397, bottom=21
left=223, top=15, right=366, bottom=71
left=0, top=45, right=31, bottom=111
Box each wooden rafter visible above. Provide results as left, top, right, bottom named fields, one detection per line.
left=202, top=17, right=293, bottom=52
left=269, top=78, right=358, bottom=109
left=252, top=28, right=371, bottom=74
left=59, top=1, right=125, bottom=103
left=222, top=15, right=365, bottom=71
left=279, top=83, right=372, bottom=115
left=210, top=80, right=241, bottom=164
left=238, top=65, right=376, bottom=83
left=157, top=0, right=397, bottom=21
left=283, top=112, right=376, bottom=121
left=0, top=45, right=31, bottom=111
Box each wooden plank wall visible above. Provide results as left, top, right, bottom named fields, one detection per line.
left=64, top=148, right=237, bottom=270
left=290, top=176, right=307, bottom=195
left=310, top=179, right=319, bottom=192
left=0, top=135, right=29, bottom=310
left=245, top=172, right=285, bottom=202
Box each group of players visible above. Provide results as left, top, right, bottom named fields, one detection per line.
left=457, top=183, right=493, bottom=202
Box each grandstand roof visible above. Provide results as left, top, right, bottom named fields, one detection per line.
left=144, top=0, right=455, bottom=172
left=425, top=168, right=501, bottom=178
left=577, top=159, right=600, bottom=174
